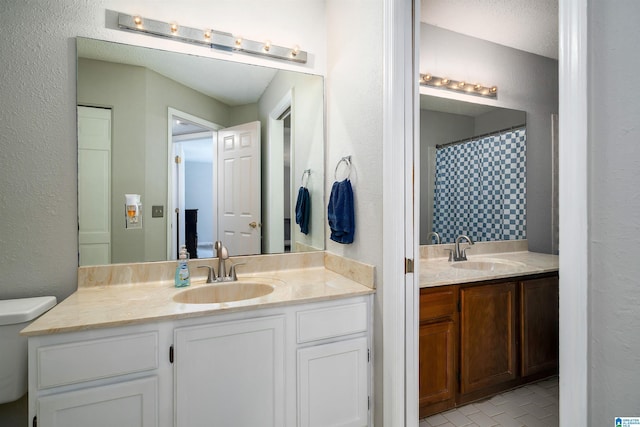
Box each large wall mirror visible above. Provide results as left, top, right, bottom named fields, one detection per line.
left=420, top=93, right=527, bottom=245
left=77, top=37, right=325, bottom=266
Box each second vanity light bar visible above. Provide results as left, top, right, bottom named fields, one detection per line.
left=420, top=73, right=498, bottom=99
left=117, top=12, right=308, bottom=64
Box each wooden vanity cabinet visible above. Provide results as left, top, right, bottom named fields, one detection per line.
left=418, top=286, right=458, bottom=418
left=459, top=282, right=518, bottom=402
left=418, top=273, right=559, bottom=415
left=520, top=276, right=559, bottom=377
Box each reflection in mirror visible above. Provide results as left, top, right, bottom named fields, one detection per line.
left=77, top=38, right=325, bottom=266
left=420, top=94, right=526, bottom=244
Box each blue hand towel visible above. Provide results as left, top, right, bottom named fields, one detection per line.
left=327, top=179, right=355, bottom=244
left=295, top=187, right=311, bottom=234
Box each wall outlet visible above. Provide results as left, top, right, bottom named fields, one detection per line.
left=152, top=205, right=164, bottom=218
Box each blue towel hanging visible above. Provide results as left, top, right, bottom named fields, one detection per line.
left=295, top=187, right=311, bottom=234
left=328, top=179, right=355, bottom=244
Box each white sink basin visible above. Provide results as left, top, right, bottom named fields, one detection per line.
left=173, top=281, right=275, bottom=304
left=451, top=259, right=524, bottom=272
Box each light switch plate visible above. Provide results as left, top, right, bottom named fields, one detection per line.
left=152, top=205, right=164, bottom=218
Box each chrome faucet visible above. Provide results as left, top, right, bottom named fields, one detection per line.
left=212, top=241, right=244, bottom=281
left=453, top=235, right=474, bottom=261
left=427, top=231, right=441, bottom=245
left=214, top=241, right=229, bottom=280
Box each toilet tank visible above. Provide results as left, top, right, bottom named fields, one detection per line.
left=0, top=296, right=56, bottom=404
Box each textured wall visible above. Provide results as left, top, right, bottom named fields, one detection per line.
left=326, top=0, right=384, bottom=424
left=588, top=1, right=640, bottom=425
left=421, top=24, right=558, bottom=253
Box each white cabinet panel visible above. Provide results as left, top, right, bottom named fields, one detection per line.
left=298, top=337, right=369, bottom=427
left=297, top=302, right=368, bottom=343
left=38, top=376, right=157, bottom=427
left=175, top=315, right=285, bottom=427
left=37, top=332, right=158, bottom=389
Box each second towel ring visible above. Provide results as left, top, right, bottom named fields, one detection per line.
left=334, top=156, right=352, bottom=181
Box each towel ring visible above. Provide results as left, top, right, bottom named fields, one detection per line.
left=301, top=169, right=311, bottom=187
left=334, top=156, right=352, bottom=181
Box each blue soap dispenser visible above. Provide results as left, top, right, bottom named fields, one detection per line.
left=175, top=245, right=191, bottom=288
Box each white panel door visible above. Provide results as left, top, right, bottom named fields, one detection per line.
left=77, top=106, right=111, bottom=266
left=174, top=316, right=285, bottom=427
left=218, top=121, right=261, bottom=256
left=38, top=377, right=157, bottom=427
left=298, top=337, right=369, bottom=427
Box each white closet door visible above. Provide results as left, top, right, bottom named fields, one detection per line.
left=78, top=106, right=111, bottom=266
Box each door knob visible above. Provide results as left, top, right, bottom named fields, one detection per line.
left=249, top=221, right=258, bottom=228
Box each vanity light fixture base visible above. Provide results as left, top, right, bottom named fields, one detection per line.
left=116, top=12, right=308, bottom=64
left=420, top=73, right=497, bottom=99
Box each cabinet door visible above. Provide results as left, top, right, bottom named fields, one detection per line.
left=419, top=320, right=456, bottom=415
left=174, top=316, right=285, bottom=427
left=460, top=282, right=517, bottom=395
left=38, top=377, right=157, bottom=427
left=298, top=337, right=369, bottom=427
left=520, top=276, right=559, bottom=376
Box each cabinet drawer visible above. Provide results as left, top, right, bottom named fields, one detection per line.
left=37, top=332, right=158, bottom=389
left=297, top=302, right=367, bottom=343
left=420, top=286, right=457, bottom=322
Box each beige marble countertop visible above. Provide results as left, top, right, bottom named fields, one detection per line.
left=22, top=267, right=374, bottom=336
left=420, top=251, right=559, bottom=288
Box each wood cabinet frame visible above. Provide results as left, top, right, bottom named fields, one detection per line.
left=419, top=273, right=559, bottom=417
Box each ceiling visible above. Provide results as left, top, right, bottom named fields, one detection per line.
left=420, top=0, right=558, bottom=60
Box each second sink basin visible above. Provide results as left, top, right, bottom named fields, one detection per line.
left=451, top=259, right=524, bottom=272
left=173, top=281, right=275, bottom=304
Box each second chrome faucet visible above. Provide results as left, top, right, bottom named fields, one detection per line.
left=452, top=235, right=474, bottom=262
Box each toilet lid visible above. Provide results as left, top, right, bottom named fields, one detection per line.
left=0, top=296, right=57, bottom=325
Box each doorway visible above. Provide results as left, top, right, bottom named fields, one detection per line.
left=264, top=91, right=293, bottom=254
left=168, top=109, right=220, bottom=260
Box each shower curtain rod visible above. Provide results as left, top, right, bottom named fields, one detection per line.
left=436, top=123, right=526, bottom=150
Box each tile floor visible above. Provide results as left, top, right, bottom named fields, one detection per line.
left=419, top=376, right=559, bottom=427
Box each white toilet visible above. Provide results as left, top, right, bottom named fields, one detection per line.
left=0, top=296, right=56, bottom=404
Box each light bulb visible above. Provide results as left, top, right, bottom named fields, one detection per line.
left=235, top=38, right=243, bottom=47
left=441, top=78, right=450, bottom=85
left=490, top=86, right=498, bottom=93
left=458, top=81, right=466, bottom=88
left=264, top=41, right=271, bottom=52
left=204, top=30, right=211, bottom=40
left=170, top=23, right=178, bottom=34
left=474, top=84, right=482, bottom=91
left=133, top=16, right=142, bottom=26
left=423, top=74, right=432, bottom=82
left=291, top=45, right=300, bottom=57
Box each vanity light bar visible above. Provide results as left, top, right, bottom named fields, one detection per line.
left=420, top=73, right=497, bottom=99
left=117, top=13, right=308, bottom=64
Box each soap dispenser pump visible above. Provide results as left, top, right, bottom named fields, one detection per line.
left=175, top=245, right=191, bottom=288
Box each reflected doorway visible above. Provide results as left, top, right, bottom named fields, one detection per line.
left=168, top=109, right=220, bottom=260
left=281, top=109, right=292, bottom=252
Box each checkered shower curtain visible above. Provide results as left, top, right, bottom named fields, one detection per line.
left=433, top=129, right=527, bottom=244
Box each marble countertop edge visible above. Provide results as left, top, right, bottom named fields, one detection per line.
left=419, top=251, right=559, bottom=288
left=21, top=267, right=375, bottom=337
